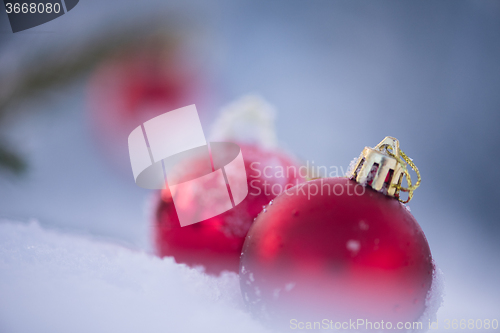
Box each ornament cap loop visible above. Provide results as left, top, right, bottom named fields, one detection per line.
left=374, top=136, right=400, bottom=156
left=349, top=136, right=420, bottom=203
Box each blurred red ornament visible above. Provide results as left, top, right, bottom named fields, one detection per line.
left=154, top=143, right=304, bottom=275
left=240, top=138, right=433, bottom=330
left=87, top=37, right=207, bottom=169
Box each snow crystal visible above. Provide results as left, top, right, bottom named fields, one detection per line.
left=413, top=262, right=445, bottom=333
left=358, top=220, right=369, bottom=231
left=346, top=239, right=361, bottom=255
left=346, top=156, right=360, bottom=177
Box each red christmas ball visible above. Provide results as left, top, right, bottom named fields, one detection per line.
left=87, top=40, right=207, bottom=172
left=240, top=177, right=433, bottom=329
left=154, top=143, right=304, bottom=275
left=89, top=43, right=198, bottom=137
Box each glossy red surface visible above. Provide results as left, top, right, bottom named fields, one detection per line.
left=87, top=44, right=204, bottom=172
left=240, top=177, right=433, bottom=329
left=154, top=144, right=304, bottom=274
left=89, top=46, right=195, bottom=136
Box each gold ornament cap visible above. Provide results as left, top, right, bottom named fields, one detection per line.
left=349, top=136, right=420, bottom=203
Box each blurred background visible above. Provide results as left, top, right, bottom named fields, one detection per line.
left=0, top=0, right=499, bottom=330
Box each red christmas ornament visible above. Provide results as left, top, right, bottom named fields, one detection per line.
left=87, top=37, right=206, bottom=170
left=239, top=137, right=433, bottom=330
left=154, top=143, right=304, bottom=275
left=89, top=39, right=199, bottom=132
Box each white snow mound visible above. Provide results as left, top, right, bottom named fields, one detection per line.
left=0, top=220, right=444, bottom=333
left=0, top=220, right=272, bottom=333
left=209, top=95, right=278, bottom=148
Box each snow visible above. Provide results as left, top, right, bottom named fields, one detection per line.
left=0, top=218, right=452, bottom=333
left=0, top=219, right=271, bottom=333
left=0, top=93, right=496, bottom=332
left=346, top=239, right=361, bottom=255
left=209, top=95, right=278, bottom=148
left=415, top=265, right=445, bottom=332
left=0, top=39, right=498, bottom=333
left=346, top=156, right=360, bottom=177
